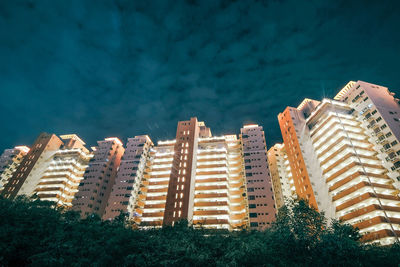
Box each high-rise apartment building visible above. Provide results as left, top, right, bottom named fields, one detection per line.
left=136, top=138, right=174, bottom=227
left=241, top=125, right=276, bottom=229
left=72, top=138, right=124, bottom=218
left=276, top=81, right=400, bottom=244
left=334, top=81, right=400, bottom=187
left=3, top=119, right=275, bottom=231
left=34, top=135, right=92, bottom=207
left=278, top=99, right=321, bottom=209
left=267, top=143, right=295, bottom=210
left=2, top=133, right=64, bottom=199
left=136, top=118, right=250, bottom=230
left=103, top=136, right=153, bottom=220
left=0, top=146, right=30, bottom=192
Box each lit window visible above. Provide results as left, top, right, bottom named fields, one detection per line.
left=179, top=202, right=182, bottom=207
left=180, top=193, right=183, bottom=198
left=181, top=185, right=184, bottom=190
left=178, top=210, right=182, bottom=217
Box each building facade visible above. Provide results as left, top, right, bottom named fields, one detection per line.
left=2, top=119, right=276, bottom=231
left=136, top=118, right=252, bottom=230
left=34, top=135, right=92, bottom=207
left=241, top=125, right=276, bottom=228
left=0, top=146, right=30, bottom=193
left=334, top=81, right=400, bottom=188
left=72, top=138, right=124, bottom=218
left=1, top=133, right=64, bottom=199
left=103, top=135, right=153, bottom=220
left=267, top=143, right=295, bottom=210
left=276, top=81, right=400, bottom=244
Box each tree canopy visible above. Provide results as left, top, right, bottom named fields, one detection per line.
left=0, top=196, right=398, bottom=266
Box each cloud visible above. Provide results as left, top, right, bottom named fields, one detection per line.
left=0, top=0, right=400, bottom=151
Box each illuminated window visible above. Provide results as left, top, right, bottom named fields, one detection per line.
left=185, top=143, right=189, bottom=147
left=179, top=202, right=182, bottom=207
left=185, top=149, right=188, bottom=154
left=174, top=202, right=177, bottom=208
left=183, top=170, right=186, bottom=174
left=181, top=185, right=184, bottom=190
left=180, top=193, right=183, bottom=198
left=173, top=211, right=176, bottom=217
left=176, top=185, right=179, bottom=190
left=182, top=143, right=184, bottom=147
left=178, top=210, right=182, bottom=217
left=182, top=177, right=185, bottom=182
left=184, top=155, right=187, bottom=160
left=184, top=162, right=187, bottom=167
left=175, top=193, right=178, bottom=199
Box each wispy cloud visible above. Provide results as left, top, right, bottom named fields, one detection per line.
left=0, top=0, right=399, bottom=150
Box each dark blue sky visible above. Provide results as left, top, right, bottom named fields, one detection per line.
left=1, top=0, right=400, bottom=151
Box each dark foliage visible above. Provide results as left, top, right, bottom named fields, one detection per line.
left=0, top=196, right=398, bottom=266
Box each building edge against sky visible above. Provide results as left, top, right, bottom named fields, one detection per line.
left=276, top=80, right=400, bottom=245
left=0, top=80, right=399, bottom=243
left=0, top=119, right=276, bottom=231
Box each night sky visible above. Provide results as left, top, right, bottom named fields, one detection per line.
left=1, top=0, right=400, bottom=152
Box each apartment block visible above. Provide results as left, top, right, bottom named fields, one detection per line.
left=72, top=138, right=124, bottom=218
left=136, top=139, right=174, bottom=227
left=103, top=135, right=153, bottom=220
left=334, top=81, right=400, bottom=187
left=241, top=125, right=276, bottom=229
left=0, top=146, right=30, bottom=192
left=2, top=119, right=275, bottom=231
left=34, top=135, right=92, bottom=207
left=267, top=143, right=294, bottom=210
left=136, top=118, right=250, bottom=230
left=278, top=99, right=321, bottom=210
left=277, top=86, right=400, bottom=244
left=1, top=133, right=63, bottom=199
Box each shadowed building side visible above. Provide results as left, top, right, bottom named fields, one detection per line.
left=34, top=134, right=92, bottom=207
left=1, top=133, right=63, bottom=199
left=0, top=146, right=30, bottom=193
left=241, top=124, right=276, bottom=229
left=103, top=135, right=153, bottom=220
left=268, top=143, right=295, bottom=210
left=72, top=138, right=124, bottom=218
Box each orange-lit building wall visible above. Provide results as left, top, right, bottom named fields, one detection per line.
left=278, top=107, right=318, bottom=209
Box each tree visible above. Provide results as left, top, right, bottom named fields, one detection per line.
left=0, top=196, right=399, bottom=266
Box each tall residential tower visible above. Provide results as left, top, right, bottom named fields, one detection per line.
left=276, top=81, right=400, bottom=244
left=72, top=138, right=124, bottom=217
left=241, top=125, right=276, bottom=228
